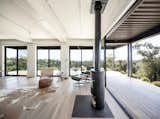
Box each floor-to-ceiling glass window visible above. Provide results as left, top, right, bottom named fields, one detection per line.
left=82, top=49, right=93, bottom=72
left=70, top=46, right=93, bottom=76
left=5, top=47, right=17, bottom=75
left=132, top=34, right=160, bottom=87
left=18, top=49, right=27, bottom=75
left=70, top=48, right=81, bottom=75
left=37, top=49, right=48, bottom=75
left=101, top=49, right=104, bottom=70
left=106, top=49, right=114, bottom=71
left=37, top=46, right=61, bottom=76
left=114, top=45, right=128, bottom=74
left=5, top=46, right=27, bottom=76
left=50, top=49, right=61, bottom=74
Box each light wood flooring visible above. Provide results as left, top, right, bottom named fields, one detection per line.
left=0, top=76, right=128, bottom=119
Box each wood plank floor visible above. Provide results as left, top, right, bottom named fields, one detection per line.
left=107, top=71, right=160, bottom=119
left=0, top=77, right=128, bottom=119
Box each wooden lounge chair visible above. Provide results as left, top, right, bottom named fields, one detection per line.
left=40, top=68, right=53, bottom=80
left=39, top=68, right=53, bottom=89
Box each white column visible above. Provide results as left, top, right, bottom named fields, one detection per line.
left=61, top=43, right=69, bottom=77
left=27, top=43, right=37, bottom=78
left=0, top=43, right=4, bottom=76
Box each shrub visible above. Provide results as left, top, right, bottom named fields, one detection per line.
left=120, top=71, right=126, bottom=74
left=131, top=74, right=140, bottom=79
left=152, top=81, right=160, bottom=87
left=141, top=76, right=150, bottom=82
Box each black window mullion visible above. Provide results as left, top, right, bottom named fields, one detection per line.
left=81, top=49, right=82, bottom=73
left=37, top=48, right=38, bottom=76
left=69, top=49, right=71, bottom=76
left=16, top=48, right=19, bottom=76
left=48, top=49, right=50, bottom=67
left=4, top=47, right=7, bottom=76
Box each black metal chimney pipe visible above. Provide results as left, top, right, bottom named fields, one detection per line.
left=94, top=1, right=102, bottom=71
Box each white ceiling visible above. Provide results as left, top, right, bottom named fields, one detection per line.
left=0, top=0, right=135, bottom=43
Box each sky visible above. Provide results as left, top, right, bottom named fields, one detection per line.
left=115, top=34, right=160, bottom=61
left=7, top=49, right=27, bottom=58
left=6, top=34, right=160, bottom=61
left=38, top=49, right=60, bottom=60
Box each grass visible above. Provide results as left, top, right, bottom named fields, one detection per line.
left=152, top=81, right=160, bottom=87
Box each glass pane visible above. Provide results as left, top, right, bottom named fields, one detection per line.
left=115, top=46, right=127, bottom=74
left=37, top=49, right=48, bottom=75
left=70, top=49, right=81, bottom=75
left=101, top=49, right=104, bottom=70
left=18, top=49, right=27, bottom=75
left=6, top=48, right=17, bottom=75
left=132, top=34, right=160, bottom=85
left=50, top=49, right=61, bottom=75
left=82, top=49, right=93, bottom=72
left=106, top=49, right=113, bottom=70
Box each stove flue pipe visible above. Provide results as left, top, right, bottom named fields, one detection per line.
left=91, top=0, right=108, bottom=110
left=94, top=1, right=102, bottom=71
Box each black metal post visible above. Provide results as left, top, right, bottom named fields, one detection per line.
left=104, top=43, right=107, bottom=88
left=127, top=43, right=132, bottom=77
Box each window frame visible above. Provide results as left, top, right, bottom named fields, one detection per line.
left=37, top=46, right=61, bottom=76
left=5, top=46, right=27, bottom=76
left=69, top=46, right=93, bottom=76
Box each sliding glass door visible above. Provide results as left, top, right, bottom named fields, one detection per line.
left=70, top=49, right=81, bottom=75
left=50, top=49, right=61, bottom=74
left=82, top=49, right=93, bottom=72
left=37, top=49, right=48, bottom=75
left=69, top=46, right=93, bottom=76
left=37, top=47, right=61, bottom=76
left=5, top=46, right=27, bottom=76
left=18, top=49, right=27, bottom=75
left=6, top=48, right=17, bottom=75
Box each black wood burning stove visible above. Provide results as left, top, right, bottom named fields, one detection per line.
left=91, top=70, right=105, bottom=109
left=90, top=0, right=108, bottom=110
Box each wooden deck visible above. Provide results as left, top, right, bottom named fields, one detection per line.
left=0, top=76, right=128, bottom=119
left=107, top=71, right=160, bottom=119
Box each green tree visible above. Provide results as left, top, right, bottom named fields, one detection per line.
left=115, top=60, right=127, bottom=73
left=133, top=43, right=160, bottom=82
